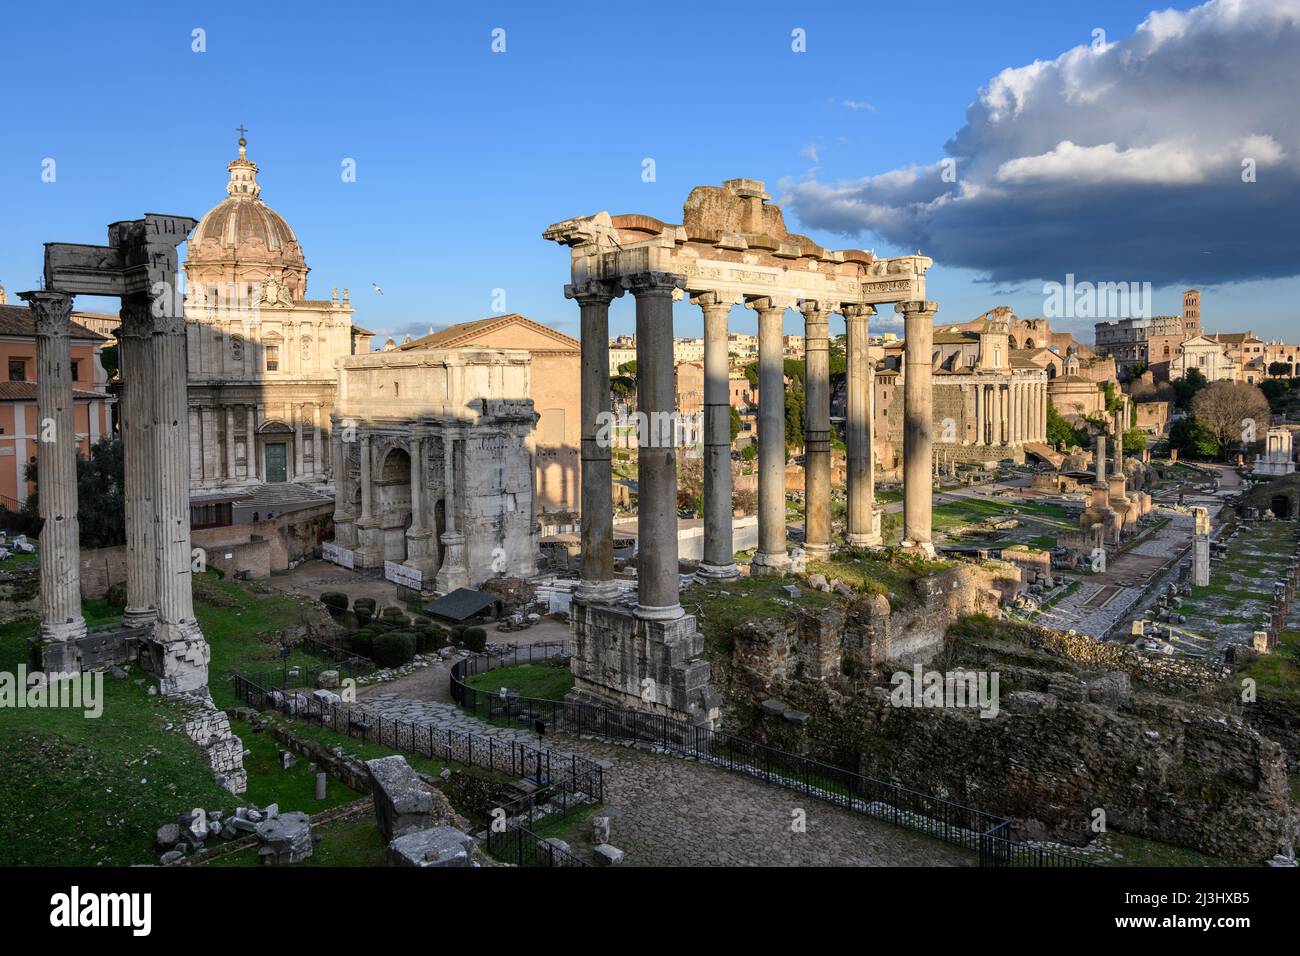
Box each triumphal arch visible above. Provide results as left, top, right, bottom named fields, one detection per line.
left=22, top=214, right=209, bottom=694
left=545, top=178, right=937, bottom=726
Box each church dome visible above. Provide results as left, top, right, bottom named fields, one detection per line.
left=186, top=134, right=309, bottom=300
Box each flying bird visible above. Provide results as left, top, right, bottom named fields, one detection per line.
left=372, top=282, right=384, bottom=295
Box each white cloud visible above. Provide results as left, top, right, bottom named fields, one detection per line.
left=785, top=0, right=1300, bottom=286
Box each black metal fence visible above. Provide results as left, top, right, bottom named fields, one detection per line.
left=452, top=642, right=1100, bottom=868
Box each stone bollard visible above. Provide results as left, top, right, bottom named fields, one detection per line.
left=316, top=772, right=328, bottom=800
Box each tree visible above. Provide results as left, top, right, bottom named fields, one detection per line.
left=784, top=387, right=805, bottom=450
left=729, top=404, right=741, bottom=443
left=1268, top=361, right=1293, bottom=378
left=23, top=436, right=126, bottom=548
left=740, top=443, right=757, bottom=463
left=743, top=361, right=758, bottom=389
left=1169, top=417, right=1219, bottom=460
left=617, top=360, right=637, bottom=378
left=1171, top=367, right=1208, bottom=410
left=1046, top=402, right=1088, bottom=449
left=1122, top=427, right=1147, bottom=455
left=1190, top=380, right=1270, bottom=455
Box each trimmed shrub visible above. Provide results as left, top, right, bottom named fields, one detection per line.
left=463, top=626, right=487, bottom=653
left=373, top=631, right=417, bottom=669
left=379, top=606, right=409, bottom=627
left=346, top=629, right=375, bottom=658
left=320, top=592, right=349, bottom=616
left=353, top=597, right=376, bottom=621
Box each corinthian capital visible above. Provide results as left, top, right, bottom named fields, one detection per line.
left=19, top=290, right=74, bottom=336
left=565, top=279, right=624, bottom=305
left=895, top=299, right=939, bottom=318
left=840, top=303, right=878, bottom=322
left=621, top=272, right=685, bottom=297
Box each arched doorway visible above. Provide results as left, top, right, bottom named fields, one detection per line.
left=377, top=447, right=412, bottom=561
left=258, top=420, right=294, bottom=482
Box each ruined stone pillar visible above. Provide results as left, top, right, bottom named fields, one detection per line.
left=898, top=300, right=938, bottom=552
left=405, top=434, right=434, bottom=573
left=1192, top=506, right=1211, bottom=587
left=626, top=272, right=685, bottom=618
left=569, top=280, right=622, bottom=601
left=330, top=415, right=357, bottom=548
left=749, top=296, right=791, bottom=574
left=695, top=292, right=738, bottom=579
left=118, top=301, right=156, bottom=629
left=801, top=299, right=832, bottom=559
left=148, top=288, right=209, bottom=693
left=21, top=291, right=88, bottom=652
left=844, top=304, right=880, bottom=546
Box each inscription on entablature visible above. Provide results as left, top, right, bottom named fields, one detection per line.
left=862, top=280, right=918, bottom=294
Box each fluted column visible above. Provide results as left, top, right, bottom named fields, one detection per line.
left=695, top=292, right=738, bottom=579
left=21, top=291, right=87, bottom=648
left=625, top=272, right=685, bottom=619
left=118, top=301, right=156, bottom=629
left=569, top=280, right=622, bottom=602
left=899, top=300, right=938, bottom=552
left=749, top=296, right=792, bottom=574
left=844, top=305, right=880, bottom=546
left=801, top=299, right=831, bottom=559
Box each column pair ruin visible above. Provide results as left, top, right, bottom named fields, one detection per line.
left=26, top=215, right=209, bottom=694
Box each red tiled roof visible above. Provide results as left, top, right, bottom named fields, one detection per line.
left=0, top=305, right=107, bottom=341
left=0, top=382, right=108, bottom=401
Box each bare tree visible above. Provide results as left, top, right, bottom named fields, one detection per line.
left=1190, top=380, right=1270, bottom=451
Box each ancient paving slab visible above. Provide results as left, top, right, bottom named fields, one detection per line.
left=554, top=735, right=975, bottom=867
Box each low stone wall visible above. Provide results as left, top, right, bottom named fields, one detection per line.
left=179, top=693, right=247, bottom=794
left=1021, top=623, right=1231, bottom=692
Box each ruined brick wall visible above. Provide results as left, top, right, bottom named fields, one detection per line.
left=747, top=679, right=1293, bottom=861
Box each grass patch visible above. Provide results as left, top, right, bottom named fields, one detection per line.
left=203, top=813, right=388, bottom=867
left=229, top=716, right=361, bottom=811
left=466, top=661, right=574, bottom=702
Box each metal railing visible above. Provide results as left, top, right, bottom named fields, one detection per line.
left=452, top=642, right=1100, bottom=868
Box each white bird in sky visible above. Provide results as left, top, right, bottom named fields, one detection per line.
left=372, top=282, right=384, bottom=295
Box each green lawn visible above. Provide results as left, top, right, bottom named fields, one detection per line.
left=466, top=661, right=574, bottom=701
left=203, top=812, right=388, bottom=867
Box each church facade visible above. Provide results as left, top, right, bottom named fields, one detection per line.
left=182, top=136, right=370, bottom=493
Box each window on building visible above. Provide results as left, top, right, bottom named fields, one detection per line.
left=8, top=359, right=26, bottom=382
left=70, top=359, right=81, bottom=381
left=265, top=345, right=279, bottom=371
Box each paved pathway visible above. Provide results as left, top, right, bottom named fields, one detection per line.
left=553, top=735, right=976, bottom=867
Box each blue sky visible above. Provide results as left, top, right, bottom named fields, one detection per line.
left=2, top=0, right=1297, bottom=343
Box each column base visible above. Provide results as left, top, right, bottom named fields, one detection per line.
left=142, top=619, right=210, bottom=697
left=122, top=606, right=157, bottom=630
left=695, top=561, right=740, bottom=582
left=845, top=532, right=884, bottom=548
left=39, top=617, right=88, bottom=645
left=802, top=544, right=832, bottom=562
left=433, top=532, right=469, bottom=594
left=750, top=550, right=791, bottom=576
left=634, top=602, right=684, bottom=621
left=574, top=578, right=622, bottom=603
left=900, top=539, right=937, bottom=557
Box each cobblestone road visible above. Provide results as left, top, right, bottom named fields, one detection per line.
left=552, top=735, right=976, bottom=867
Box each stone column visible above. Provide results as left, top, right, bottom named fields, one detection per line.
left=749, top=297, right=791, bottom=574
left=844, top=304, right=880, bottom=546
left=225, top=405, right=237, bottom=481
left=974, top=383, right=984, bottom=446
left=359, top=434, right=373, bottom=521
left=898, top=300, right=938, bottom=552
left=247, top=404, right=259, bottom=480
left=118, top=301, right=156, bottom=629
left=695, top=292, right=738, bottom=579
left=294, top=406, right=305, bottom=479
left=20, top=291, right=88, bottom=653
left=434, top=431, right=469, bottom=593
left=312, top=404, right=323, bottom=478
left=405, top=434, right=435, bottom=573
left=626, top=272, right=685, bottom=619
left=801, top=299, right=831, bottom=559
left=148, top=286, right=208, bottom=693
left=569, top=280, right=622, bottom=602
left=330, top=416, right=357, bottom=548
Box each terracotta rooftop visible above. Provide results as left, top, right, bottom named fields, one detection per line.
left=400, top=314, right=579, bottom=352
left=0, top=382, right=108, bottom=401
left=0, top=305, right=108, bottom=341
